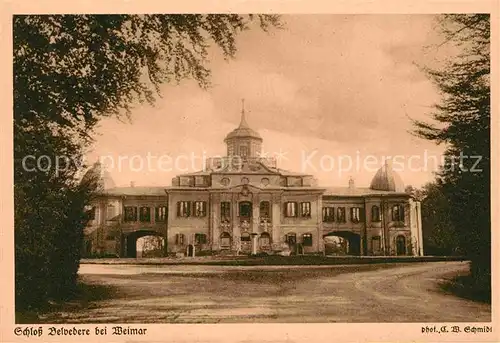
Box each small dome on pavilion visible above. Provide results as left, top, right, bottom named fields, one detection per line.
left=370, top=160, right=405, bottom=192
left=81, top=161, right=116, bottom=190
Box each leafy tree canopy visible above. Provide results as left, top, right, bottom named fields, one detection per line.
left=412, top=14, right=490, bottom=288
left=14, top=14, right=281, bottom=312
left=14, top=14, right=281, bottom=142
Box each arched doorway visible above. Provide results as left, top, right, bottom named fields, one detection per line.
left=396, top=235, right=406, bottom=256
left=126, top=230, right=165, bottom=258
left=323, top=231, right=361, bottom=256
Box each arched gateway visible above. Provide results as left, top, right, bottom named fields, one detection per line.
left=125, top=230, right=166, bottom=258
left=323, top=231, right=361, bottom=256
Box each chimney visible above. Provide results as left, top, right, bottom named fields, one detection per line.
left=130, top=181, right=135, bottom=188
left=348, top=177, right=355, bottom=189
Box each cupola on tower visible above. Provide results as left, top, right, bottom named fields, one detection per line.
left=224, top=100, right=262, bottom=160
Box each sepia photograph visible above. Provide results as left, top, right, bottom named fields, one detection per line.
left=3, top=2, right=497, bottom=342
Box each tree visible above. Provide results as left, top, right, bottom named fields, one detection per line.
left=404, top=185, right=425, bottom=201
left=14, top=14, right=281, bottom=311
left=419, top=182, right=460, bottom=256
left=412, top=15, right=490, bottom=289
left=14, top=119, right=100, bottom=309
left=14, top=15, right=281, bottom=140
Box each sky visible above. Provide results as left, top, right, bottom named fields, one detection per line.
left=86, top=14, right=454, bottom=189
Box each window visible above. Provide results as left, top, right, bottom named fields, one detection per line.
left=260, top=232, right=271, bottom=247
left=221, top=202, right=231, bottom=222
left=372, top=236, right=381, bottom=252
left=260, top=201, right=270, bottom=220
left=175, top=233, right=185, bottom=245
left=286, top=233, right=297, bottom=245
left=107, top=205, right=115, bottom=220
left=193, top=201, right=207, bottom=217
left=239, top=201, right=252, bottom=218
left=139, top=207, right=151, bottom=222
left=371, top=205, right=381, bottom=222
left=124, top=206, right=137, bottom=222
left=322, top=207, right=335, bottom=222
left=302, top=233, right=313, bottom=246
left=336, top=207, right=346, bottom=223
left=155, top=206, right=167, bottom=222
left=350, top=207, right=362, bottom=223
left=284, top=202, right=298, bottom=217
left=177, top=201, right=190, bottom=217
left=195, top=233, right=207, bottom=245
left=300, top=202, right=311, bottom=217
left=220, top=232, right=231, bottom=247
left=392, top=204, right=405, bottom=222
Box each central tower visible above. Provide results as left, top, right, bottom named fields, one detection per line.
left=224, top=100, right=263, bottom=159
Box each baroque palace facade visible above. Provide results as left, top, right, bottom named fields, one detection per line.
left=83, top=110, right=423, bottom=258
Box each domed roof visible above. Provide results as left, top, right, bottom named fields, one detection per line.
left=81, top=161, right=116, bottom=190
left=370, top=160, right=405, bottom=192
left=224, top=110, right=262, bottom=141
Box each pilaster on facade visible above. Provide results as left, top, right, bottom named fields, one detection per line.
left=252, top=193, right=260, bottom=234
left=271, top=192, right=282, bottom=249
left=231, top=193, right=240, bottom=251
left=210, top=192, right=220, bottom=250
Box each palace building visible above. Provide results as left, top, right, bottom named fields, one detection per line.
left=83, top=107, right=423, bottom=258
